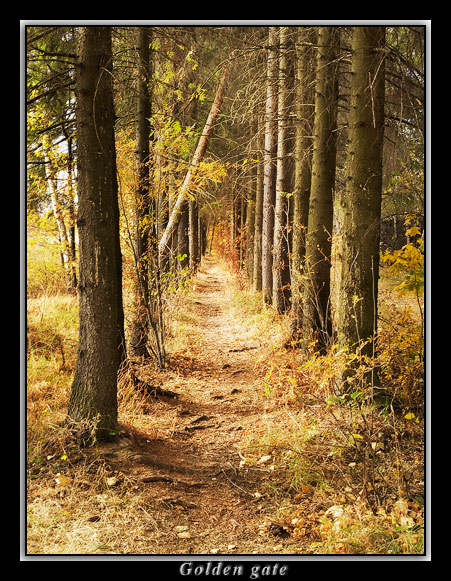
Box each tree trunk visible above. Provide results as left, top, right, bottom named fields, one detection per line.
left=290, top=27, right=316, bottom=341
left=272, top=26, right=294, bottom=313
left=239, top=191, right=246, bottom=267
left=337, top=26, right=386, bottom=361
left=44, top=156, right=71, bottom=276
left=189, top=198, right=200, bottom=271
left=158, top=61, right=231, bottom=260
left=68, top=26, right=124, bottom=437
left=129, top=26, right=153, bottom=359
left=177, top=203, right=190, bottom=271
left=302, top=27, right=339, bottom=351
left=262, top=27, right=279, bottom=305
left=66, top=134, right=78, bottom=294
left=246, top=159, right=256, bottom=283
left=253, top=120, right=265, bottom=292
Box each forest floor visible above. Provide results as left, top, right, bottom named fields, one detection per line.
left=112, top=255, right=302, bottom=555
left=26, top=255, right=425, bottom=556
left=27, top=256, right=305, bottom=555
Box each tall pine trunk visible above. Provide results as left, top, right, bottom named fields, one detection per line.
left=302, top=27, right=339, bottom=351
left=261, top=27, right=279, bottom=304
left=337, top=26, right=386, bottom=361
left=272, top=26, right=294, bottom=313
left=129, top=26, right=153, bottom=358
left=68, top=26, right=125, bottom=437
left=290, top=27, right=316, bottom=341
left=253, top=118, right=265, bottom=292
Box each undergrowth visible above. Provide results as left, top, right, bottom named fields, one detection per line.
left=229, top=264, right=425, bottom=555
left=26, top=219, right=425, bottom=555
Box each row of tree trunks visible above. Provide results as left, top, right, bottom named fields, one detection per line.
left=66, top=25, right=387, bottom=438
left=242, top=26, right=386, bottom=361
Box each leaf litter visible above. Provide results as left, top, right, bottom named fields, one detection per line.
left=27, top=257, right=424, bottom=555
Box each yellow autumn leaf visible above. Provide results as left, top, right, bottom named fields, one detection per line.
left=404, top=412, right=415, bottom=420
left=55, top=475, right=71, bottom=487
left=352, top=295, right=363, bottom=306
left=405, top=226, right=421, bottom=237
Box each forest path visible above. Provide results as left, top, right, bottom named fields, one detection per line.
left=99, top=255, right=296, bottom=555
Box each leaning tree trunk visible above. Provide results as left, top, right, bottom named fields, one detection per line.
left=302, top=27, right=339, bottom=351
left=337, top=26, right=386, bottom=362
left=68, top=26, right=125, bottom=437
left=158, top=61, right=231, bottom=261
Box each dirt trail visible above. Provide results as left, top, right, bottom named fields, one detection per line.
left=100, top=256, right=294, bottom=555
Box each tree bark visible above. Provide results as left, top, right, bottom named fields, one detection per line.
left=129, top=26, right=153, bottom=359
left=189, top=198, right=200, bottom=271
left=253, top=120, right=265, bottom=292
left=290, top=27, right=316, bottom=341
left=272, top=26, right=294, bottom=313
left=177, top=204, right=190, bottom=271
left=66, top=134, right=78, bottom=294
left=302, top=27, right=339, bottom=351
left=246, top=157, right=256, bottom=283
left=45, top=157, right=71, bottom=275
left=68, top=26, right=124, bottom=437
left=337, top=26, right=386, bottom=361
left=262, top=27, right=279, bottom=305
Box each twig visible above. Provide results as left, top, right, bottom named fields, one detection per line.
left=219, top=468, right=254, bottom=498
left=228, top=346, right=257, bottom=352
left=160, top=497, right=199, bottom=509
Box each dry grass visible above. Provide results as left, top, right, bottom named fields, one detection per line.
left=25, top=254, right=425, bottom=556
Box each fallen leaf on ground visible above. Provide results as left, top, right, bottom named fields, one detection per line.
left=55, top=475, right=71, bottom=487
